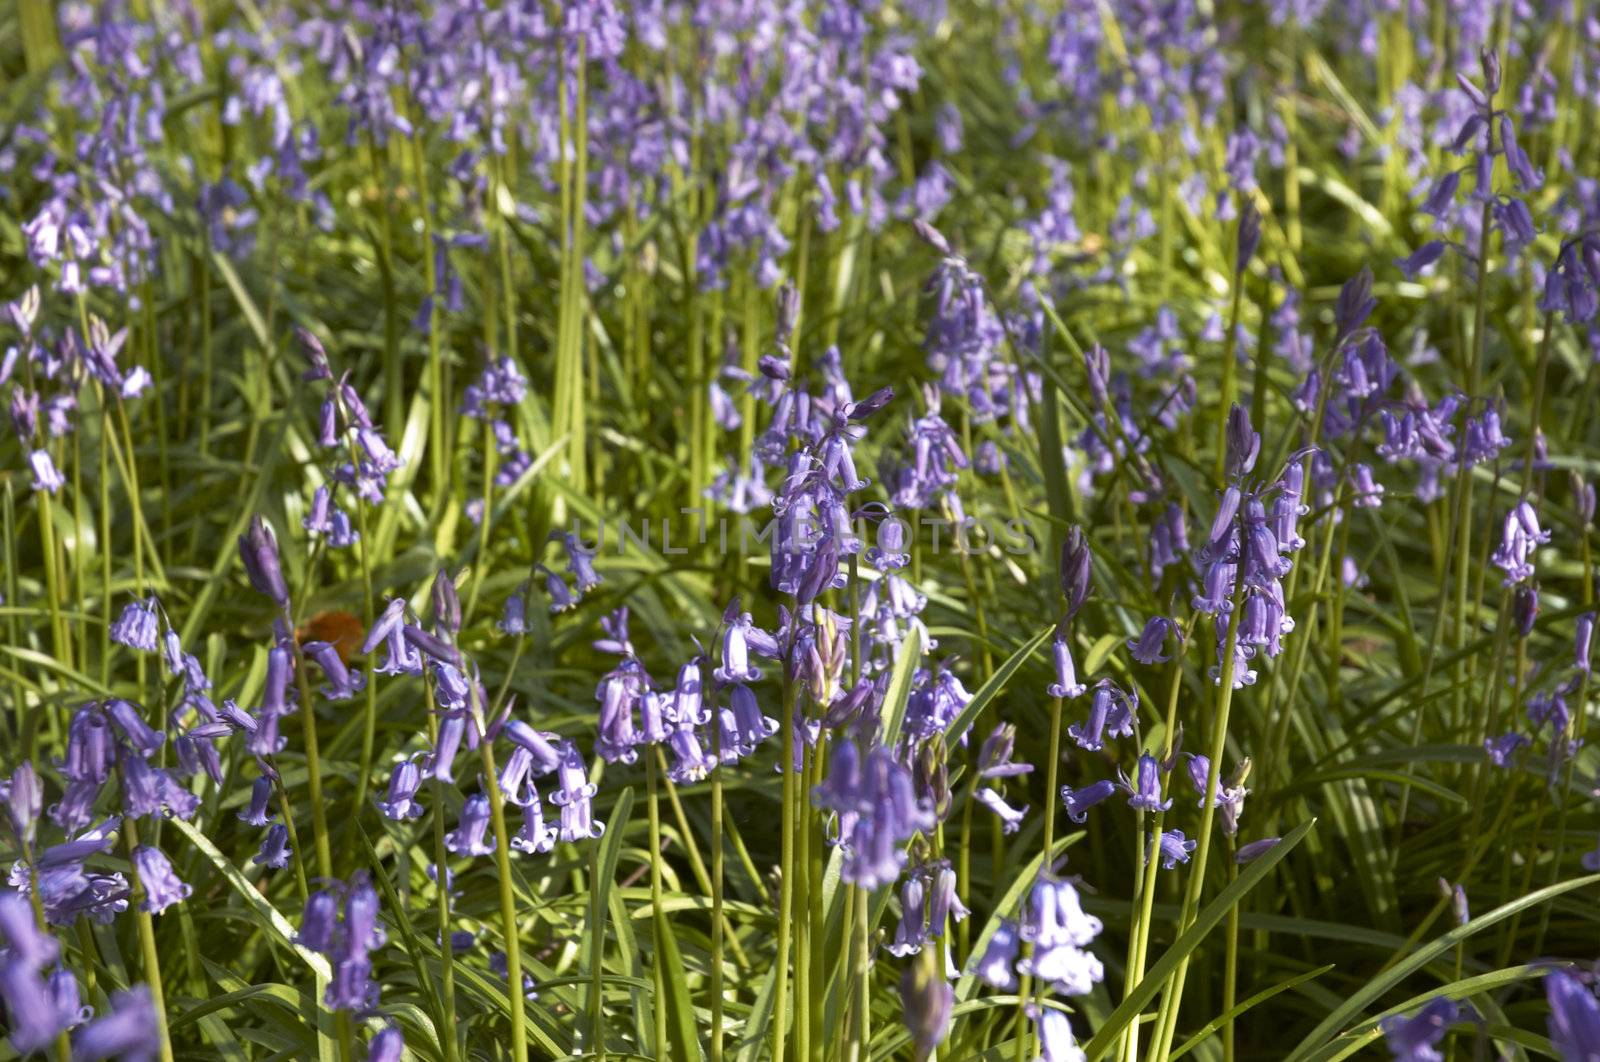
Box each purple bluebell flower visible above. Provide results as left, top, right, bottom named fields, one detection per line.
left=1149, top=503, right=1190, bottom=581
left=499, top=588, right=529, bottom=635
left=972, top=919, right=1020, bottom=989
left=1018, top=875, right=1104, bottom=996
left=1396, top=241, right=1447, bottom=279
left=5, top=764, right=42, bottom=846
left=445, top=794, right=495, bottom=857
left=1128, top=617, right=1173, bottom=665
left=1121, top=754, right=1171, bottom=812
left=1235, top=837, right=1282, bottom=864
left=1577, top=613, right=1594, bottom=672
left=1153, top=829, right=1197, bottom=869
left=72, top=986, right=157, bottom=1062
left=1349, top=464, right=1384, bottom=508
left=132, top=844, right=190, bottom=913
left=512, top=786, right=557, bottom=855
left=1029, top=1003, right=1085, bottom=1062
left=1061, top=779, right=1117, bottom=823
left=110, top=597, right=160, bottom=652
left=1225, top=405, right=1260, bottom=479
left=376, top=758, right=424, bottom=821
left=0, top=891, right=58, bottom=968
left=239, top=777, right=273, bottom=827
left=297, top=891, right=338, bottom=953
left=105, top=699, right=164, bottom=757
left=1059, top=527, right=1092, bottom=619
left=1483, top=732, right=1529, bottom=766
left=1546, top=970, right=1600, bottom=1059
left=814, top=740, right=935, bottom=890
left=905, top=669, right=972, bottom=740
left=899, top=953, right=953, bottom=1059
left=254, top=823, right=292, bottom=869
left=304, top=640, right=366, bottom=701
left=1048, top=633, right=1087, bottom=699
left=595, top=658, right=648, bottom=764
left=975, top=788, right=1027, bottom=834
left=1492, top=501, right=1550, bottom=587
left=239, top=516, right=290, bottom=607
left=924, top=862, right=968, bottom=936
left=361, top=599, right=407, bottom=657
left=977, top=724, right=1032, bottom=778
left=888, top=874, right=928, bottom=957
left=29, top=450, right=64, bottom=494
left=120, top=753, right=200, bottom=821
left=367, top=1026, right=403, bottom=1062
left=1381, top=996, right=1457, bottom=1062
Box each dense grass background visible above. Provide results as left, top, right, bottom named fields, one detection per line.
left=2, top=1, right=1599, bottom=1060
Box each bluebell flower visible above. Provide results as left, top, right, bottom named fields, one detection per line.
left=1128, top=617, right=1174, bottom=665
left=1029, top=1003, right=1086, bottom=1062
left=898, top=952, right=953, bottom=1059
left=239, top=777, right=273, bottom=826
left=105, top=699, right=164, bottom=758
left=1048, top=633, right=1088, bottom=699
left=888, top=874, right=927, bottom=957
left=304, top=641, right=366, bottom=701
left=1483, top=732, right=1529, bottom=767
left=977, top=724, right=1032, bottom=779
left=1492, top=500, right=1549, bottom=586
left=119, top=753, right=199, bottom=821
left=239, top=516, right=290, bottom=607
left=512, top=786, right=558, bottom=855
left=132, top=844, right=190, bottom=913
left=28, top=450, right=64, bottom=493
left=1120, top=754, right=1171, bottom=812
left=1018, top=875, right=1104, bottom=996
left=445, top=794, right=495, bottom=857
left=1061, top=779, right=1117, bottom=824
left=1380, top=996, right=1456, bottom=1061
left=0, top=891, right=59, bottom=968
left=595, top=658, right=648, bottom=764
left=499, top=588, right=529, bottom=634
left=975, top=788, right=1028, bottom=834
left=1545, top=970, right=1600, bottom=1060
left=297, top=891, right=339, bottom=953
left=253, top=823, right=292, bottom=869
left=924, top=861, right=968, bottom=936
left=110, top=596, right=160, bottom=652
left=1153, top=829, right=1197, bottom=869
left=1235, top=837, right=1282, bottom=864
left=972, top=920, right=1020, bottom=989
left=1580, top=613, right=1595, bottom=673
left=367, top=1026, right=404, bottom=1062
left=72, top=986, right=157, bottom=1061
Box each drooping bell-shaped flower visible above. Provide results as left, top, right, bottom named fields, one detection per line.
left=254, top=823, right=292, bottom=869
left=110, top=597, right=161, bottom=652
left=1048, top=632, right=1088, bottom=699
left=1380, top=996, right=1457, bottom=1062
left=445, top=794, right=495, bottom=857
left=132, top=844, right=191, bottom=913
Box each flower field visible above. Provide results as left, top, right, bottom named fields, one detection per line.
left=1, top=1, right=1599, bottom=1059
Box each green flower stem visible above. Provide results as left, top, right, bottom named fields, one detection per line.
left=422, top=683, right=460, bottom=1062
left=1120, top=654, right=1185, bottom=1062
left=285, top=534, right=335, bottom=884
left=476, top=737, right=529, bottom=1062
left=771, top=653, right=799, bottom=1061
left=1150, top=583, right=1246, bottom=1061
left=647, top=748, right=669, bottom=1056
left=710, top=714, right=726, bottom=1062
left=120, top=815, right=175, bottom=1062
